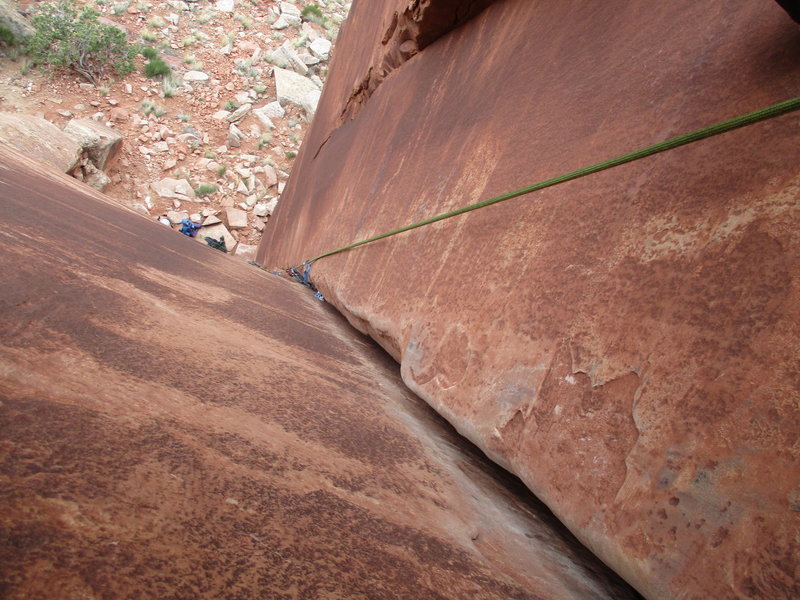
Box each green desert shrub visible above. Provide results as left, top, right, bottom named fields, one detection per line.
left=144, top=56, right=170, bottom=78
left=194, top=183, right=218, bottom=196
left=25, top=1, right=136, bottom=83
left=140, top=99, right=166, bottom=116
left=0, top=25, right=17, bottom=46
left=301, top=4, right=324, bottom=25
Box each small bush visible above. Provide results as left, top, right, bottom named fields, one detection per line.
left=140, top=46, right=157, bottom=60
left=140, top=99, right=166, bottom=116
left=224, top=99, right=239, bottom=111
left=194, top=183, right=218, bottom=197
left=162, top=73, right=179, bottom=97
left=258, top=134, right=272, bottom=150
left=112, top=1, right=129, bottom=16
left=285, top=151, right=297, bottom=159
left=144, top=57, right=170, bottom=78
left=140, top=30, right=157, bottom=42
left=216, top=165, right=227, bottom=177
left=25, top=1, right=137, bottom=84
left=301, top=4, right=324, bottom=25
left=0, top=25, right=17, bottom=46
left=233, top=13, right=252, bottom=29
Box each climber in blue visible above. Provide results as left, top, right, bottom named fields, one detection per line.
left=180, top=218, right=202, bottom=237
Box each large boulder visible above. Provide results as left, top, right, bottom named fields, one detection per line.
left=270, top=41, right=309, bottom=75
left=258, top=2, right=800, bottom=599
left=195, top=221, right=236, bottom=251
left=0, top=113, right=81, bottom=172
left=150, top=177, right=196, bottom=201
left=0, top=1, right=33, bottom=40
left=273, top=66, right=319, bottom=109
left=63, top=118, right=123, bottom=170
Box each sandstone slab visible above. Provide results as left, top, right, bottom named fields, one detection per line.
left=258, top=3, right=800, bottom=599
left=301, top=89, right=321, bottom=119
left=270, top=41, right=309, bottom=75
left=183, top=70, right=210, bottom=82
left=0, top=141, right=638, bottom=600
left=273, top=67, right=319, bottom=108
left=279, top=1, right=301, bottom=25
left=260, top=165, right=278, bottom=187
left=260, top=101, right=286, bottom=119
left=0, top=2, right=33, bottom=39
left=223, top=207, right=248, bottom=229
left=196, top=221, right=236, bottom=251
left=151, top=177, right=196, bottom=201
left=271, top=15, right=290, bottom=30
left=227, top=123, right=245, bottom=148
left=84, top=166, right=111, bottom=191
left=233, top=242, right=258, bottom=261
left=0, top=113, right=81, bottom=172
left=166, top=209, right=189, bottom=224
left=309, top=37, right=332, bottom=60
left=252, top=106, right=276, bottom=130
left=226, top=103, right=252, bottom=122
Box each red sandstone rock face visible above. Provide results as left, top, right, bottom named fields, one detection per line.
left=0, top=144, right=637, bottom=599
left=259, top=1, right=800, bottom=598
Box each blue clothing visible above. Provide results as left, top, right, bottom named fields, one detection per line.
left=180, top=219, right=202, bottom=237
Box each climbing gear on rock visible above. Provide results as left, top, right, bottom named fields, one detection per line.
left=205, top=236, right=227, bottom=252
left=289, top=261, right=325, bottom=301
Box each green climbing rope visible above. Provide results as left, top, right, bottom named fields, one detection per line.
left=291, top=96, right=800, bottom=270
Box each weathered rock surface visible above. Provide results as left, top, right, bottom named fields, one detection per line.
left=151, top=177, right=196, bottom=201
left=83, top=163, right=112, bottom=191
left=273, top=66, right=320, bottom=109
left=258, top=2, right=800, bottom=599
left=63, top=118, right=123, bottom=170
left=233, top=242, right=258, bottom=261
left=309, top=37, right=332, bottom=60
left=227, top=123, right=245, bottom=148
left=166, top=209, right=190, bottom=224
left=279, top=1, right=302, bottom=26
left=301, top=89, right=322, bottom=119
left=226, top=103, right=252, bottom=123
left=183, top=70, right=210, bottom=82
left=0, top=1, right=33, bottom=39
left=0, top=113, right=81, bottom=172
left=223, top=207, right=248, bottom=229
left=0, top=142, right=637, bottom=600
left=270, top=41, right=309, bottom=75
left=259, top=100, right=286, bottom=119
left=196, top=221, right=236, bottom=251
